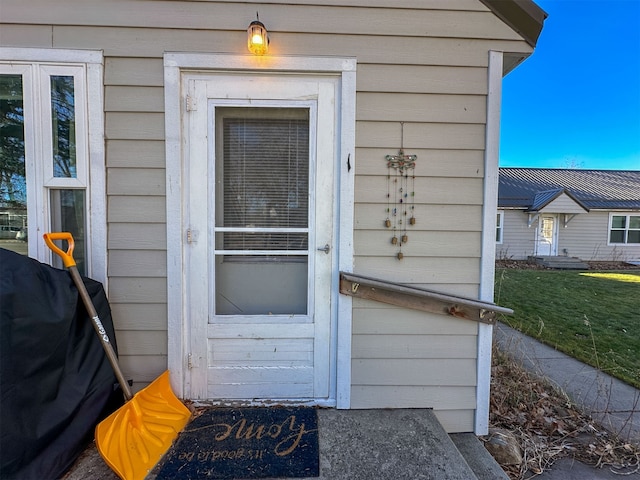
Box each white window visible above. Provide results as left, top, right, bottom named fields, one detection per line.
left=609, top=213, right=640, bottom=245
left=496, top=211, right=504, bottom=243
left=0, top=48, right=105, bottom=281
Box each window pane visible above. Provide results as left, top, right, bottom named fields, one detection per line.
left=221, top=114, right=309, bottom=232
left=610, top=230, right=625, bottom=244
left=629, top=216, right=640, bottom=229
left=0, top=74, right=28, bottom=255
left=628, top=230, right=640, bottom=244
left=215, top=255, right=308, bottom=315
left=50, top=189, right=86, bottom=274
left=51, top=76, right=77, bottom=178
left=611, top=216, right=626, bottom=229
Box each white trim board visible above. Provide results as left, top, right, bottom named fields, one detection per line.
left=164, top=53, right=356, bottom=407
left=476, top=50, right=503, bottom=435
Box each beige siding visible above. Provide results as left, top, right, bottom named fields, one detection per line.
left=539, top=194, right=589, bottom=214
left=1, top=0, right=534, bottom=432
left=499, top=210, right=640, bottom=261
left=498, top=209, right=535, bottom=260
left=560, top=212, right=640, bottom=261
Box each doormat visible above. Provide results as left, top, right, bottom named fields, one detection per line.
left=154, top=407, right=319, bottom=479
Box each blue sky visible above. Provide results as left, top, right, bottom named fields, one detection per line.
left=500, top=0, right=640, bottom=170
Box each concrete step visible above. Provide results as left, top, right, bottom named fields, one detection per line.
left=529, top=256, right=589, bottom=270
left=64, top=408, right=509, bottom=480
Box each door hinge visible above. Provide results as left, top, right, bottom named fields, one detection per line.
left=186, top=95, right=197, bottom=111
left=186, top=228, right=198, bottom=244
left=188, top=353, right=193, bottom=369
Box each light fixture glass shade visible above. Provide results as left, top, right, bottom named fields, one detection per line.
left=247, top=20, right=268, bottom=55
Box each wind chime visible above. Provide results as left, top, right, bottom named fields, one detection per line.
left=385, top=122, right=416, bottom=260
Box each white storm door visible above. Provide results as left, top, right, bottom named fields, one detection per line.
left=536, top=215, right=557, bottom=256
left=185, top=75, right=336, bottom=403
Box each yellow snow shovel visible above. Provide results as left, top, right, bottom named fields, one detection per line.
left=44, top=232, right=191, bottom=480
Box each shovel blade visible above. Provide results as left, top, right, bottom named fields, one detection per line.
left=95, top=370, right=191, bottom=480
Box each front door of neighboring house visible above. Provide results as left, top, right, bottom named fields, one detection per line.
left=536, top=215, right=558, bottom=256
left=183, top=74, right=337, bottom=404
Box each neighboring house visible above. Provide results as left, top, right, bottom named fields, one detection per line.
left=498, top=168, right=640, bottom=261
left=0, top=0, right=545, bottom=435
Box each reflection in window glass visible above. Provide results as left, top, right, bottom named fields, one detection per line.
left=51, top=189, right=86, bottom=274
left=0, top=74, right=28, bottom=255
left=611, top=216, right=626, bottom=229
left=51, top=75, right=76, bottom=178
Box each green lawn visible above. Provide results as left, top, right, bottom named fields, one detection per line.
left=495, top=269, right=640, bottom=388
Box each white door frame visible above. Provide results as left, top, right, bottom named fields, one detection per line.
left=536, top=214, right=558, bottom=256
left=164, top=53, right=356, bottom=408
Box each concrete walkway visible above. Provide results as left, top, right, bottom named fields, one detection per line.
left=495, top=322, right=640, bottom=443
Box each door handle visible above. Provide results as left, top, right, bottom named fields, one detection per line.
left=317, top=244, right=330, bottom=254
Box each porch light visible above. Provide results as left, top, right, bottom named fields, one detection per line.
left=247, top=15, right=269, bottom=55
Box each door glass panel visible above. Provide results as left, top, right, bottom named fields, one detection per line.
left=0, top=74, right=28, bottom=255
left=50, top=75, right=77, bottom=178
left=214, top=107, right=310, bottom=315
left=541, top=217, right=554, bottom=242
left=50, top=189, right=86, bottom=274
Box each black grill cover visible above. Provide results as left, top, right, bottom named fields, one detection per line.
left=0, top=249, right=123, bottom=479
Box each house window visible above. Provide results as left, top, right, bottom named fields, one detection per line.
left=609, top=214, right=640, bottom=245
left=496, top=211, right=504, bottom=243
left=0, top=49, right=105, bottom=280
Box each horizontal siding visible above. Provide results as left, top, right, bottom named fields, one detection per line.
left=352, top=359, right=476, bottom=386
left=117, top=330, right=168, bottom=356
left=1, top=0, right=534, bottom=427
left=353, top=305, right=478, bottom=336
left=35, top=27, right=529, bottom=65
left=2, top=2, right=520, bottom=41
left=106, top=112, right=165, bottom=140
left=353, top=334, right=477, bottom=359
left=355, top=231, right=481, bottom=257
left=0, top=24, right=53, bottom=46
left=105, top=57, right=165, bottom=86
left=356, top=204, right=483, bottom=231
left=355, top=176, right=484, bottom=205
left=351, top=386, right=476, bottom=410
left=108, top=223, right=167, bottom=250
left=357, top=92, right=486, bottom=124
left=110, top=303, right=167, bottom=330
left=107, top=140, right=165, bottom=168
left=105, top=86, right=164, bottom=112
left=560, top=212, right=640, bottom=261
left=108, top=168, right=165, bottom=195
left=357, top=64, right=488, bottom=95
left=498, top=209, right=534, bottom=260
left=540, top=195, right=589, bottom=214
left=108, top=277, right=167, bottom=303
left=119, top=355, right=168, bottom=392
left=354, top=257, right=481, bottom=284
left=500, top=210, right=640, bottom=261
left=107, top=196, right=166, bottom=223
left=435, top=409, right=476, bottom=433
left=162, top=0, right=486, bottom=8
left=355, top=148, right=485, bottom=177
left=356, top=122, right=486, bottom=149
left=109, top=250, right=167, bottom=277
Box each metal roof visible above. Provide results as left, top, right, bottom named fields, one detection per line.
left=498, top=168, right=640, bottom=210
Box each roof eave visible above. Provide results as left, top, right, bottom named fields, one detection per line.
left=479, top=0, right=548, bottom=48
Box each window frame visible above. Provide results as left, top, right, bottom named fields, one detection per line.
left=0, top=48, right=106, bottom=284
left=496, top=210, right=504, bottom=244
left=608, top=213, right=640, bottom=245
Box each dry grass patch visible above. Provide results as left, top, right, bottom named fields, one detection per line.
left=489, top=347, right=640, bottom=479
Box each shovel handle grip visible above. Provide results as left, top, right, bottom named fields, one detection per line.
left=43, top=232, right=76, bottom=267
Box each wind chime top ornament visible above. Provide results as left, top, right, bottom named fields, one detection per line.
left=385, top=122, right=417, bottom=260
